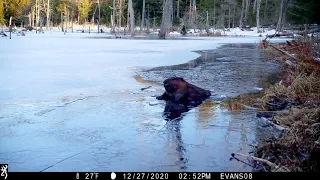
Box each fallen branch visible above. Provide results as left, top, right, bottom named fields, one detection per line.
left=266, top=33, right=294, bottom=39
left=312, top=122, right=320, bottom=127
left=141, top=86, right=152, bottom=91
left=260, top=117, right=290, bottom=131
left=233, top=153, right=291, bottom=172
left=257, top=110, right=290, bottom=114
left=269, top=44, right=298, bottom=61
left=240, top=104, right=259, bottom=110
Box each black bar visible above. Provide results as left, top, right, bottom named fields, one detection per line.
left=6, top=172, right=320, bottom=180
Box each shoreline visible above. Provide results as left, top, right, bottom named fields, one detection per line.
left=235, top=39, right=320, bottom=172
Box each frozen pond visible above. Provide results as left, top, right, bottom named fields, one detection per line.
left=0, top=31, right=285, bottom=172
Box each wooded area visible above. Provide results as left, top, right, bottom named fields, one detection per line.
left=0, top=0, right=319, bottom=37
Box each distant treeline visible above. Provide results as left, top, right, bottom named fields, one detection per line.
left=0, top=0, right=319, bottom=30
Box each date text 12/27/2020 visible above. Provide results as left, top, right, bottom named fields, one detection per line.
left=122, top=172, right=212, bottom=180
left=121, top=172, right=253, bottom=180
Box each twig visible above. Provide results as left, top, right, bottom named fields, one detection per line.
left=257, top=110, right=290, bottom=114
left=233, top=153, right=275, bottom=167
left=233, top=153, right=291, bottom=172
left=312, top=122, right=320, bottom=127
left=141, top=86, right=152, bottom=91
left=269, top=44, right=298, bottom=61
left=240, top=104, right=259, bottom=110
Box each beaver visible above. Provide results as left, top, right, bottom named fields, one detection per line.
left=157, top=77, right=212, bottom=120
left=156, top=77, right=212, bottom=107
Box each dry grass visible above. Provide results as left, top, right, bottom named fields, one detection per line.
left=254, top=38, right=320, bottom=172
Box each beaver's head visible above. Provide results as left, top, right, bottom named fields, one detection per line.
left=163, top=77, right=186, bottom=93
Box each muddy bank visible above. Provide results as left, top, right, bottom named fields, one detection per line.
left=246, top=40, right=320, bottom=172
left=137, top=43, right=282, bottom=99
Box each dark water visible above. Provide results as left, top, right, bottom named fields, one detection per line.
left=133, top=43, right=284, bottom=171
left=137, top=43, right=281, bottom=98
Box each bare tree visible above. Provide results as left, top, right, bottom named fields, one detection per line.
left=32, top=6, right=35, bottom=27
left=239, top=0, right=245, bottom=28
left=228, top=2, right=231, bottom=29
left=98, top=0, right=101, bottom=33
left=176, top=0, right=179, bottom=18
left=219, top=0, right=225, bottom=29
left=112, top=0, right=116, bottom=30
left=189, top=0, right=192, bottom=25
left=46, top=0, right=50, bottom=29
left=256, top=0, right=261, bottom=32
left=263, top=0, right=268, bottom=25
left=193, top=0, right=196, bottom=27
left=37, top=0, right=40, bottom=28
left=127, top=1, right=129, bottom=30
left=213, top=0, right=216, bottom=27
left=276, top=0, right=289, bottom=33
left=159, top=0, right=173, bottom=39
left=244, top=0, right=249, bottom=26
left=119, top=0, right=122, bottom=28
left=35, top=0, right=39, bottom=28
left=233, top=2, right=235, bottom=27
left=128, top=0, right=135, bottom=37
left=141, top=0, right=145, bottom=30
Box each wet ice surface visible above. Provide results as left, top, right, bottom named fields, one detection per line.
left=0, top=32, right=286, bottom=172
left=138, top=43, right=281, bottom=98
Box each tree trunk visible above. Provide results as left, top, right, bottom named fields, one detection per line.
left=147, top=6, right=150, bottom=31
left=220, top=0, right=225, bottom=29
left=119, top=0, right=122, bottom=28
left=253, top=0, right=257, bottom=12
left=244, top=0, right=249, bottom=26
left=233, top=4, right=235, bottom=28
left=72, top=4, right=74, bottom=33
left=98, top=0, right=101, bottom=33
left=35, top=0, right=38, bottom=28
left=213, top=0, right=216, bottom=27
left=228, top=4, right=231, bottom=29
left=263, top=0, right=268, bottom=25
left=28, top=13, right=31, bottom=26
left=189, top=0, right=192, bottom=26
left=61, top=12, right=64, bottom=32
left=171, top=3, right=173, bottom=25
left=9, top=16, right=12, bottom=27
left=46, top=0, right=50, bottom=29
left=128, top=0, right=135, bottom=37
left=112, top=0, right=116, bottom=30
left=159, top=0, right=173, bottom=39
left=193, top=0, right=196, bottom=28
left=176, top=0, right=179, bottom=18
left=65, top=6, right=68, bottom=33
left=256, top=0, right=261, bottom=32
left=77, top=10, right=80, bottom=24
left=127, top=2, right=130, bottom=30
left=37, top=0, right=40, bottom=28
left=153, top=10, right=155, bottom=28
left=32, top=7, right=34, bottom=27
left=206, top=11, right=209, bottom=27
left=9, top=16, right=12, bottom=39
left=276, top=0, right=288, bottom=33
left=141, top=0, right=145, bottom=30
left=239, top=0, right=245, bottom=28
